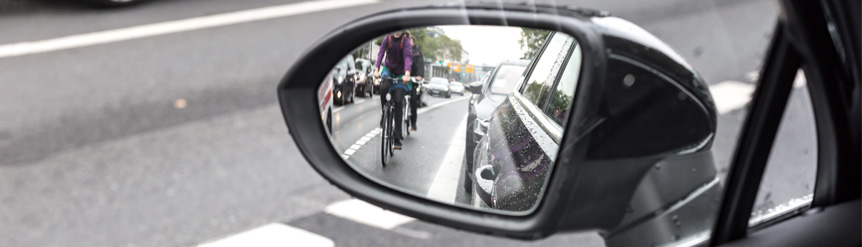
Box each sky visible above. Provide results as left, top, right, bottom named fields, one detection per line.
left=437, top=25, right=525, bottom=66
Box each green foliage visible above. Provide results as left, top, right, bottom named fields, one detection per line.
left=518, top=28, right=552, bottom=60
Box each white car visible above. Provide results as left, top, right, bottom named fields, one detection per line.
left=449, top=82, right=465, bottom=95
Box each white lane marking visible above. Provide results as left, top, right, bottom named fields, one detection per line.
left=324, top=199, right=415, bottom=229
left=332, top=106, right=345, bottom=113
left=341, top=127, right=381, bottom=159
left=710, top=69, right=807, bottom=114
left=418, top=97, right=469, bottom=114
left=745, top=70, right=760, bottom=82
left=425, top=116, right=468, bottom=204
left=708, top=71, right=807, bottom=115
left=198, top=223, right=333, bottom=247
left=339, top=97, right=467, bottom=160
left=708, top=81, right=756, bottom=114
left=0, top=0, right=378, bottom=58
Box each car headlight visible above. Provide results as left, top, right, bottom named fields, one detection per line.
left=337, top=75, right=344, bottom=84
left=473, top=118, right=489, bottom=136
left=337, top=90, right=342, bottom=98
left=374, top=79, right=380, bottom=86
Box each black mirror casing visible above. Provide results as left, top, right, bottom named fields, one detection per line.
left=277, top=4, right=718, bottom=243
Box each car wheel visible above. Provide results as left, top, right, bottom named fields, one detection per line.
left=326, top=110, right=332, bottom=134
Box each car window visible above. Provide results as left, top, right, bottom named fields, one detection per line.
left=490, top=65, right=528, bottom=95
left=430, top=78, right=448, bottom=85
left=520, top=32, right=575, bottom=107
left=749, top=70, right=817, bottom=227
left=544, top=45, right=582, bottom=125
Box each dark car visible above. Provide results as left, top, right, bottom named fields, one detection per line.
left=332, top=55, right=357, bottom=105
left=426, top=77, right=451, bottom=98
left=471, top=30, right=718, bottom=213
left=463, top=60, right=529, bottom=191
left=354, top=59, right=373, bottom=97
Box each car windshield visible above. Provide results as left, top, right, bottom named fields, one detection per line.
left=490, top=65, right=527, bottom=94
left=430, top=78, right=448, bottom=85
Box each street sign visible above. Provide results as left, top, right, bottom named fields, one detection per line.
left=465, top=64, right=474, bottom=73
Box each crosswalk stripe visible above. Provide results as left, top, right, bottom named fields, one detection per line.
left=324, top=199, right=415, bottom=229
left=198, top=223, right=333, bottom=247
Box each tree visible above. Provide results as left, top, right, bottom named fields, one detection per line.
left=518, top=28, right=551, bottom=60
left=370, top=29, right=463, bottom=63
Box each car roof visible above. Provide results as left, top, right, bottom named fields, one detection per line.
left=498, top=60, right=530, bottom=67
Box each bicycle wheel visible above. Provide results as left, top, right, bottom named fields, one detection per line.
left=388, top=108, right=395, bottom=156
left=404, top=98, right=410, bottom=136
left=381, top=107, right=389, bottom=167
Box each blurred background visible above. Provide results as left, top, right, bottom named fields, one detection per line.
left=0, top=0, right=815, bottom=246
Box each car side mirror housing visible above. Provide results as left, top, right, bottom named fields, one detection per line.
left=277, top=4, right=719, bottom=246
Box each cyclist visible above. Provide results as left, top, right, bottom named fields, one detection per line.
left=408, top=35, right=424, bottom=131
left=375, top=30, right=413, bottom=149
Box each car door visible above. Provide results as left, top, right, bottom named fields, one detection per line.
left=472, top=32, right=577, bottom=211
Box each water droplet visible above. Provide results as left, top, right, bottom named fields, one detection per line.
left=654, top=164, right=662, bottom=170
left=691, top=168, right=697, bottom=173
left=623, top=74, right=636, bottom=87
left=677, top=92, right=687, bottom=100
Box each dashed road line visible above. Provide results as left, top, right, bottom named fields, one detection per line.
left=0, top=0, right=379, bottom=58
left=198, top=223, right=333, bottom=247
left=339, top=96, right=469, bottom=160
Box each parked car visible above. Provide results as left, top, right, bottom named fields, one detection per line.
left=318, top=70, right=334, bottom=134
left=426, top=77, right=451, bottom=98
left=470, top=27, right=718, bottom=222
left=463, top=60, right=529, bottom=192
left=354, top=59, right=374, bottom=97
left=449, top=82, right=465, bottom=95
left=332, top=55, right=357, bottom=105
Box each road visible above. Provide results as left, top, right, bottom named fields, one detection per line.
left=0, top=0, right=815, bottom=246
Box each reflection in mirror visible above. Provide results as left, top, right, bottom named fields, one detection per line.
left=317, top=25, right=581, bottom=214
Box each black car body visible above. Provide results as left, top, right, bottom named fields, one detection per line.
left=464, top=60, right=529, bottom=191
left=426, top=77, right=451, bottom=98
left=332, top=55, right=357, bottom=105
left=354, top=58, right=373, bottom=97
left=472, top=26, right=719, bottom=226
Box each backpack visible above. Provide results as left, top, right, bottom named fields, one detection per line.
left=383, top=35, right=408, bottom=51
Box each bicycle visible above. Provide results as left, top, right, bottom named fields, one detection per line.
left=380, top=76, right=411, bottom=167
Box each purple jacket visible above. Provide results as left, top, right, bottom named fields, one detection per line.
left=375, top=35, right=413, bottom=76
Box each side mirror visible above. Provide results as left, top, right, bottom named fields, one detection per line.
left=277, top=4, right=719, bottom=246
left=468, top=82, right=483, bottom=94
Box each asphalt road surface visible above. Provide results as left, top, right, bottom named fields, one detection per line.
left=0, top=0, right=815, bottom=246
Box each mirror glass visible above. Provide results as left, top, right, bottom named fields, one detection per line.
left=316, top=25, right=581, bottom=214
